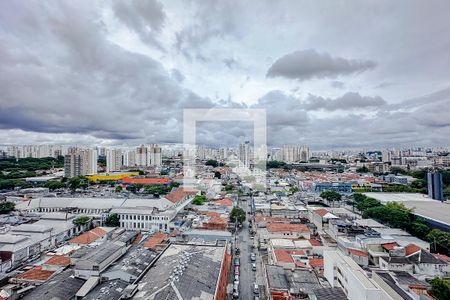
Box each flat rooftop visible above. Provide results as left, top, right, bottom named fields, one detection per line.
left=364, top=193, right=450, bottom=227
left=132, top=243, right=225, bottom=300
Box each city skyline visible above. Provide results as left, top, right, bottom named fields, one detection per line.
left=1, top=1, right=450, bottom=148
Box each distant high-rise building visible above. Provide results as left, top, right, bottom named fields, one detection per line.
left=64, top=149, right=98, bottom=178
left=427, top=172, right=444, bottom=201
left=124, top=150, right=136, bottom=167
left=239, top=141, right=251, bottom=168
left=136, top=145, right=148, bottom=166
left=149, top=144, right=162, bottom=166
left=281, top=145, right=310, bottom=163
left=64, top=153, right=82, bottom=178
left=106, top=149, right=123, bottom=172
left=381, top=150, right=392, bottom=163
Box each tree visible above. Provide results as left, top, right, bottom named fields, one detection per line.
left=45, top=181, right=66, bottom=191
left=444, top=185, right=450, bottom=198
left=427, top=229, right=450, bottom=254
left=0, top=179, right=32, bottom=190
left=205, top=160, right=219, bottom=168
left=356, top=166, right=369, bottom=173
left=73, top=216, right=90, bottom=226
left=384, top=201, right=413, bottom=214
left=105, top=213, right=120, bottom=227
left=266, top=161, right=286, bottom=169
left=68, top=177, right=81, bottom=191
left=409, top=220, right=431, bottom=240
left=289, top=186, right=299, bottom=194
left=353, top=193, right=366, bottom=203
left=356, top=197, right=381, bottom=212
left=429, top=277, right=450, bottom=300
left=410, top=179, right=426, bottom=189
left=170, top=181, right=181, bottom=188
left=390, top=167, right=407, bottom=175
left=214, top=171, right=222, bottom=179
left=320, top=190, right=342, bottom=202
left=225, top=184, right=234, bottom=192
left=230, top=207, right=246, bottom=223
left=192, top=195, right=206, bottom=205
left=363, top=205, right=410, bottom=229
left=0, top=201, right=15, bottom=214
left=115, top=185, right=123, bottom=193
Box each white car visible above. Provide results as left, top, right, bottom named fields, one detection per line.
left=253, top=284, right=259, bottom=294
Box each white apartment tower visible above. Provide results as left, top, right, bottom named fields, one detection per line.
left=136, top=145, right=148, bottom=166
left=106, top=149, right=123, bottom=172
left=64, top=149, right=98, bottom=178
left=148, top=144, right=162, bottom=166
left=238, top=141, right=251, bottom=168
left=123, top=150, right=136, bottom=167
left=381, top=150, right=392, bottom=163
left=281, top=145, right=310, bottom=163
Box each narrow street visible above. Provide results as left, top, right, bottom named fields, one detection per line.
left=230, top=195, right=265, bottom=300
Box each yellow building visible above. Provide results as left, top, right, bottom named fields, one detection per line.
left=87, top=172, right=140, bottom=182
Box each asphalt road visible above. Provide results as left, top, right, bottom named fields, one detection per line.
left=231, top=196, right=263, bottom=300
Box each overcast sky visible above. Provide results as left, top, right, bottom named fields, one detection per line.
left=1, top=0, right=450, bottom=149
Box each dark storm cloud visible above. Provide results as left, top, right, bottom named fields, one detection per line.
left=0, top=1, right=214, bottom=144
left=267, top=49, right=376, bottom=81
left=1, top=0, right=450, bottom=149
left=173, top=0, right=243, bottom=61
left=304, top=92, right=387, bottom=111
left=112, top=0, right=166, bottom=50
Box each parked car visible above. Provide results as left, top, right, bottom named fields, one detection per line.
left=250, top=253, right=256, bottom=261
left=234, top=258, right=240, bottom=266
left=252, top=263, right=256, bottom=271
left=254, top=284, right=259, bottom=294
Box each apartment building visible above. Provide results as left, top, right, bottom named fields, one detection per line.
left=324, top=250, right=386, bottom=300
left=106, top=148, right=123, bottom=172
left=64, top=149, right=98, bottom=177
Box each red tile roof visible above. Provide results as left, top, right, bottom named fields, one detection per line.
left=16, top=266, right=55, bottom=282
left=165, top=188, right=198, bottom=204
left=309, top=258, right=324, bottom=268
left=274, top=249, right=294, bottom=263
left=348, top=248, right=369, bottom=257
left=382, top=242, right=400, bottom=251
left=405, top=244, right=421, bottom=256
left=295, top=261, right=306, bottom=268
left=144, top=232, right=167, bottom=249
left=314, top=208, right=329, bottom=217
left=267, top=223, right=309, bottom=233
left=255, top=215, right=290, bottom=223
left=133, top=232, right=143, bottom=245
left=432, top=253, right=450, bottom=262
left=122, top=177, right=171, bottom=185
left=273, top=249, right=305, bottom=263
left=200, top=211, right=221, bottom=218
left=43, top=255, right=70, bottom=267
left=69, top=227, right=107, bottom=245
left=214, top=198, right=233, bottom=207
left=308, top=239, right=322, bottom=246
